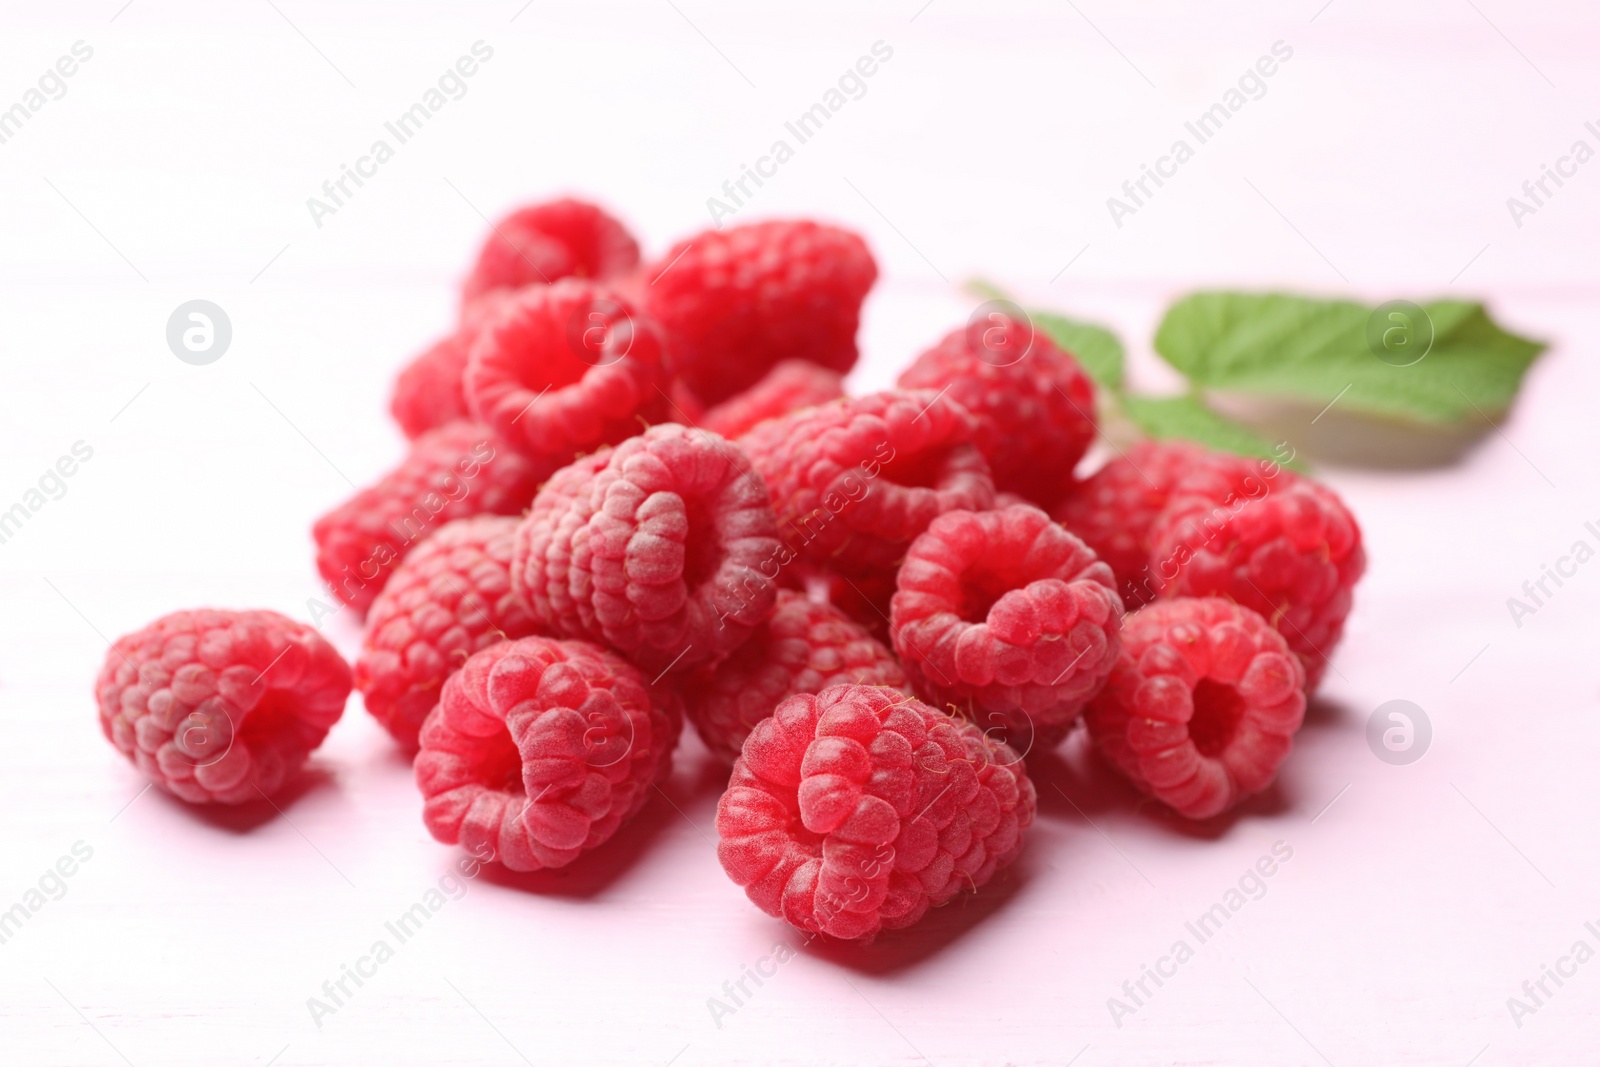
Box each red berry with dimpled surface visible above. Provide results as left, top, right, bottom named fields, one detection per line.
left=716, top=684, right=1035, bottom=941
left=702, top=359, right=845, bottom=441
left=643, top=220, right=876, bottom=405
left=464, top=280, right=673, bottom=468
left=356, top=516, right=543, bottom=754
left=897, top=316, right=1096, bottom=509
left=891, top=505, right=1122, bottom=755
left=1148, top=453, right=1363, bottom=690
left=1083, top=597, right=1305, bottom=819
left=1053, top=440, right=1208, bottom=609
left=685, top=589, right=909, bottom=764
left=460, top=197, right=640, bottom=312
left=512, top=423, right=782, bottom=676
left=415, top=635, right=678, bottom=872
left=741, top=390, right=995, bottom=578
left=312, top=421, right=546, bottom=617
left=96, top=609, right=351, bottom=804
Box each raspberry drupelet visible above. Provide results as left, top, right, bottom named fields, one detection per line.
left=415, top=636, right=679, bottom=872
left=685, top=590, right=908, bottom=764
left=1053, top=440, right=1208, bottom=609
left=715, top=684, right=1035, bottom=941
left=464, top=280, right=673, bottom=469
left=897, top=316, right=1096, bottom=510
left=642, top=220, right=877, bottom=405
left=96, top=610, right=352, bottom=804
left=741, top=390, right=995, bottom=578
left=1083, top=597, right=1306, bottom=819
left=312, top=421, right=546, bottom=616
left=460, top=197, right=640, bottom=312
left=512, top=423, right=782, bottom=676
left=890, top=505, right=1123, bottom=755
left=1148, top=453, right=1364, bottom=690
left=702, top=359, right=846, bottom=441
left=356, top=516, right=543, bottom=754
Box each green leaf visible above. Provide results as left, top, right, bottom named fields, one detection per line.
left=1153, top=292, right=1546, bottom=424
left=1119, top=393, right=1301, bottom=468
left=1032, top=311, right=1125, bottom=390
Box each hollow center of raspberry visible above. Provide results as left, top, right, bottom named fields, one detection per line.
left=877, top=446, right=949, bottom=491
left=476, top=727, right=526, bottom=794
left=958, top=570, right=1018, bottom=623
left=1188, top=679, right=1245, bottom=758
left=682, top=496, right=725, bottom=589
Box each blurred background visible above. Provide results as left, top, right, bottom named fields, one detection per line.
left=1, top=2, right=1596, bottom=1064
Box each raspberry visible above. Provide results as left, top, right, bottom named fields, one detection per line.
left=1083, top=598, right=1305, bottom=818
left=95, top=610, right=351, bottom=804
left=685, top=590, right=908, bottom=763
left=643, top=220, right=876, bottom=405
left=742, top=390, right=995, bottom=577
left=312, top=421, right=546, bottom=617
left=1148, top=455, right=1364, bottom=690
left=1053, top=440, right=1207, bottom=609
left=890, top=505, right=1122, bottom=755
left=415, top=636, right=679, bottom=872
left=897, top=317, right=1096, bottom=509
left=780, top=562, right=896, bottom=642
left=463, top=280, right=673, bottom=467
left=356, top=516, right=543, bottom=753
left=702, top=360, right=845, bottom=441
left=512, top=424, right=782, bottom=675
left=715, top=684, right=1035, bottom=941
left=460, top=197, right=640, bottom=311
left=390, top=332, right=472, bottom=440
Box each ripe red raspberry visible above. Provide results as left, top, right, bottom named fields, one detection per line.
left=1053, top=440, right=1207, bottom=609
left=702, top=359, right=845, bottom=440
left=742, top=390, right=995, bottom=577
left=779, top=561, right=896, bottom=642
left=390, top=332, right=472, bottom=440
left=96, top=610, right=352, bottom=804
left=512, top=424, right=782, bottom=676
left=897, top=317, right=1096, bottom=509
left=415, top=636, right=678, bottom=872
left=312, top=421, right=546, bottom=617
left=463, top=280, right=673, bottom=467
left=355, top=516, right=543, bottom=754
left=643, top=220, right=876, bottom=405
left=1083, top=598, right=1305, bottom=819
left=460, top=197, right=640, bottom=311
left=715, top=684, right=1035, bottom=941
left=890, top=505, right=1122, bottom=755
left=684, top=590, right=908, bottom=763
left=1149, top=454, right=1364, bottom=690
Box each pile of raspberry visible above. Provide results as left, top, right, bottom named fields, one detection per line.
left=95, top=198, right=1365, bottom=942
